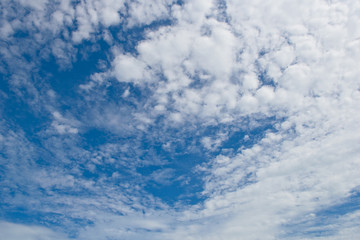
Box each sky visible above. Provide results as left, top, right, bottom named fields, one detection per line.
left=1, top=0, right=360, bottom=239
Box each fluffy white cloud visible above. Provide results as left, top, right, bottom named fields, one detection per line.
left=112, top=54, right=149, bottom=83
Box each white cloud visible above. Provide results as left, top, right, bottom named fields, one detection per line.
left=112, top=54, right=148, bottom=83
left=0, top=221, right=68, bottom=240
left=15, top=0, right=48, bottom=11
left=0, top=21, right=14, bottom=39
left=150, top=168, right=175, bottom=185
left=71, top=0, right=179, bottom=43
left=126, top=0, right=175, bottom=27
left=201, top=133, right=227, bottom=151
left=51, top=122, right=79, bottom=134
left=72, top=0, right=125, bottom=42
left=2, top=0, right=360, bottom=239
left=279, top=63, right=312, bottom=94
left=50, top=111, right=79, bottom=134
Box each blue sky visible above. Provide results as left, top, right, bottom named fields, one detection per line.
left=1, top=0, right=360, bottom=239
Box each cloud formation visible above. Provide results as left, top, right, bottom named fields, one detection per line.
left=1, top=0, right=360, bottom=239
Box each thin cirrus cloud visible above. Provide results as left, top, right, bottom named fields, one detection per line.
left=0, top=0, right=360, bottom=239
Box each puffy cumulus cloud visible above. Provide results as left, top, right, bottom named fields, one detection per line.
left=106, top=4, right=243, bottom=124
left=101, top=0, right=360, bottom=127
left=112, top=54, right=149, bottom=83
